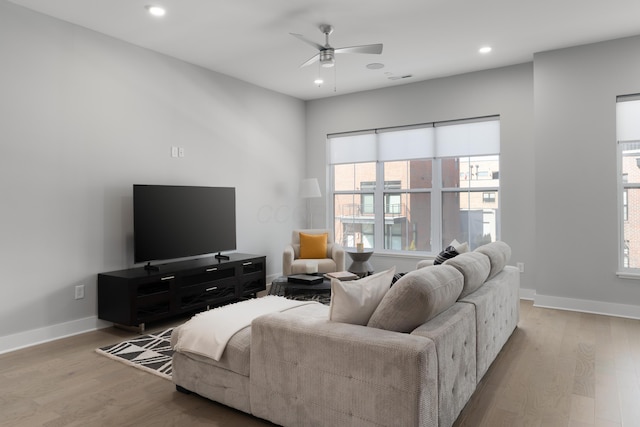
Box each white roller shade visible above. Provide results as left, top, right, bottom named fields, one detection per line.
left=377, top=127, right=435, bottom=161
left=435, top=120, right=500, bottom=158
left=328, top=132, right=376, bottom=164
left=328, top=117, right=499, bottom=163
left=617, top=99, right=640, bottom=143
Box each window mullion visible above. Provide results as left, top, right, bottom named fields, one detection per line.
left=432, top=159, right=442, bottom=252
left=374, top=161, right=385, bottom=250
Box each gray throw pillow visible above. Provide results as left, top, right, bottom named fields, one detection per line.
left=367, top=265, right=464, bottom=333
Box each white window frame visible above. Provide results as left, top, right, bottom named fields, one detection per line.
left=616, top=94, right=640, bottom=278
left=328, top=116, right=500, bottom=255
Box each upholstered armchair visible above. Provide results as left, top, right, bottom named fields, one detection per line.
left=282, top=229, right=345, bottom=276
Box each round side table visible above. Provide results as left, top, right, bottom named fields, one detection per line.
left=345, top=248, right=374, bottom=277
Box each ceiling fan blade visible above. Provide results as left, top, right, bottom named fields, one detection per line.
left=334, top=43, right=383, bottom=55
left=290, top=33, right=324, bottom=51
left=300, top=53, right=320, bottom=68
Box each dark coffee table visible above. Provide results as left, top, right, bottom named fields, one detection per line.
left=269, top=275, right=332, bottom=304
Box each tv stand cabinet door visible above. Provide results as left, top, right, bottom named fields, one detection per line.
left=98, top=273, right=175, bottom=327
left=238, top=257, right=266, bottom=297
left=178, top=265, right=237, bottom=312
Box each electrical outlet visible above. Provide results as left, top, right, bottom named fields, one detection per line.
left=75, top=284, right=85, bottom=300
left=517, top=262, right=525, bottom=273
left=178, top=147, right=185, bottom=157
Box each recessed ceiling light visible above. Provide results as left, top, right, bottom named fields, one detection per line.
left=479, top=46, right=492, bottom=54
left=145, top=5, right=166, bottom=17
left=366, top=63, right=385, bottom=70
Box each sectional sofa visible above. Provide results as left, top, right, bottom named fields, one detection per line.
left=171, top=241, right=519, bottom=427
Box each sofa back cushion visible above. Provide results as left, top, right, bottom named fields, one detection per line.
left=367, top=265, right=463, bottom=333
left=474, top=241, right=511, bottom=280
left=443, top=252, right=491, bottom=299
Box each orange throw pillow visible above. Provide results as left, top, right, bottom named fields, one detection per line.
left=299, top=232, right=328, bottom=259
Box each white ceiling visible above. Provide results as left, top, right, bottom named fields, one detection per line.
left=8, top=0, right=640, bottom=100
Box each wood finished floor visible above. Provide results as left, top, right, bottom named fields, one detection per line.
left=1, top=301, right=639, bottom=427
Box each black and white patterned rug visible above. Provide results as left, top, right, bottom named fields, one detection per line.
left=268, top=281, right=332, bottom=305
left=96, top=328, right=174, bottom=380
left=95, top=292, right=331, bottom=381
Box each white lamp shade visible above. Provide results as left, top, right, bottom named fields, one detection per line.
left=299, top=178, right=321, bottom=198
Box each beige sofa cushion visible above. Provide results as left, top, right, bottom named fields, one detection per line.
left=171, top=324, right=252, bottom=376
left=367, top=265, right=463, bottom=333
left=475, top=241, right=511, bottom=279
left=444, top=251, right=491, bottom=299
left=329, top=267, right=395, bottom=325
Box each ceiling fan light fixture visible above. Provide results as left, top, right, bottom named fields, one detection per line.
left=366, top=63, right=385, bottom=70
left=314, top=78, right=324, bottom=86
left=145, top=5, right=166, bottom=17
left=479, top=46, right=492, bottom=54
left=319, top=51, right=335, bottom=68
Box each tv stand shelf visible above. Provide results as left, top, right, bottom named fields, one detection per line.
left=98, top=253, right=266, bottom=331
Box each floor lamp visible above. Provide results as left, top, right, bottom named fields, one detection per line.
left=299, top=178, right=321, bottom=228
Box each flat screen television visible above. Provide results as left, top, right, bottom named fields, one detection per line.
left=133, top=184, right=236, bottom=266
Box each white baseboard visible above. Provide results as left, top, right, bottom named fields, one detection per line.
left=533, top=293, right=640, bottom=320
left=519, top=287, right=536, bottom=300
left=266, top=273, right=281, bottom=284
left=4, top=285, right=637, bottom=355
left=2, top=276, right=282, bottom=354
left=2, top=273, right=283, bottom=355
left=0, top=316, right=111, bottom=355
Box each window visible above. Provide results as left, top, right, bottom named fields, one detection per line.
left=483, top=192, right=496, bottom=203
left=617, top=95, right=640, bottom=272
left=329, top=117, right=500, bottom=254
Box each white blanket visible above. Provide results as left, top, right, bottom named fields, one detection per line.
left=174, top=296, right=316, bottom=361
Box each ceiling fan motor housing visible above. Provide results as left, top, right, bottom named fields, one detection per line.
left=319, top=49, right=335, bottom=67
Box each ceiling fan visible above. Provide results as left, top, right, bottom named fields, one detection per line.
left=290, top=24, right=383, bottom=68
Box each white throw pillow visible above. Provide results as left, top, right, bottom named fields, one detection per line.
left=329, top=267, right=396, bottom=325
left=450, top=239, right=469, bottom=254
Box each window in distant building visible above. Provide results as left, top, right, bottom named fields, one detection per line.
left=483, top=192, right=496, bottom=203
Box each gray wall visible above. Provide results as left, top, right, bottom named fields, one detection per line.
left=306, top=35, right=640, bottom=318
left=3, top=0, right=640, bottom=351
left=305, top=63, right=536, bottom=290
left=533, top=35, right=640, bottom=316
left=0, top=1, right=306, bottom=350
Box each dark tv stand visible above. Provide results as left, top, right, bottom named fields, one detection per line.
left=97, top=253, right=266, bottom=332
left=215, top=252, right=230, bottom=260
